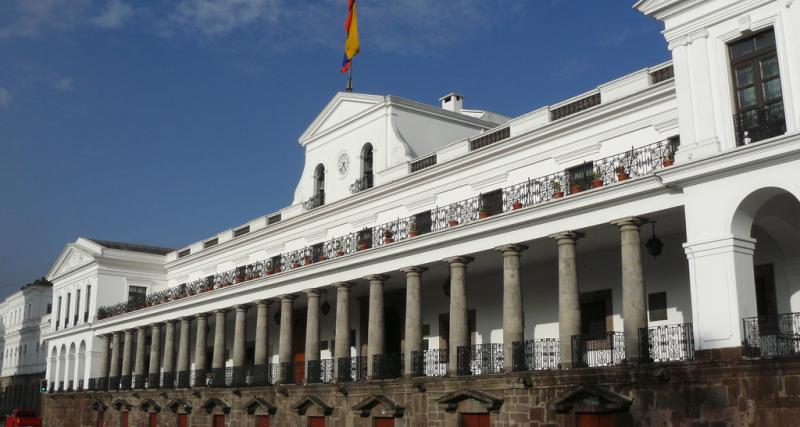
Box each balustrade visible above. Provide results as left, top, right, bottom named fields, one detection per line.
left=511, top=338, right=560, bottom=372
left=457, top=344, right=503, bottom=376
left=571, top=332, right=625, bottom=368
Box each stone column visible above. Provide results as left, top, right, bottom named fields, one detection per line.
left=612, top=217, right=648, bottom=364
left=212, top=310, right=227, bottom=370
left=401, top=267, right=426, bottom=378
left=163, top=321, right=175, bottom=377
left=232, top=305, right=248, bottom=367
left=496, top=244, right=528, bottom=372
left=134, top=327, right=146, bottom=387
left=305, top=290, right=321, bottom=376
left=109, top=332, right=121, bottom=379
left=444, top=257, right=473, bottom=375
left=148, top=323, right=162, bottom=384
left=177, top=318, right=191, bottom=373
left=254, top=300, right=271, bottom=366
left=194, top=314, right=208, bottom=374
left=334, top=282, right=353, bottom=382
left=366, top=275, right=388, bottom=378
left=550, top=231, right=583, bottom=369
left=278, top=295, right=296, bottom=382
left=98, top=335, right=110, bottom=383
left=121, top=330, right=133, bottom=379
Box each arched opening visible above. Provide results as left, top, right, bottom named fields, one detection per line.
left=732, top=187, right=800, bottom=357
left=361, top=143, right=374, bottom=190
left=48, top=347, right=57, bottom=390
left=77, top=341, right=87, bottom=390
left=314, top=164, right=325, bottom=196
left=58, top=344, right=66, bottom=391
left=67, top=343, right=76, bottom=391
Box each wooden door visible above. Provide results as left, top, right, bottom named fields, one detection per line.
left=148, top=413, right=158, bottom=427
left=213, top=414, right=226, bottom=427
left=308, top=416, right=326, bottom=427
left=293, top=312, right=306, bottom=384
left=96, top=412, right=105, bottom=427
left=120, top=411, right=129, bottom=427
left=177, top=414, right=188, bottom=427
left=374, top=418, right=395, bottom=427
left=461, top=413, right=490, bottom=427
left=577, top=414, right=615, bottom=427
left=256, top=415, right=270, bottom=427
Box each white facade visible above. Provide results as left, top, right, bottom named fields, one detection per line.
left=42, top=0, right=800, bottom=389
left=0, top=281, right=52, bottom=377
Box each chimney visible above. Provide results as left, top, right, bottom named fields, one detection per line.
left=439, top=92, right=463, bottom=113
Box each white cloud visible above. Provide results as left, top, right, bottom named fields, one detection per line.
left=51, top=77, right=75, bottom=92
left=91, top=0, right=135, bottom=29
left=0, top=88, right=12, bottom=108
left=0, top=0, right=91, bottom=39
left=168, top=0, right=281, bottom=37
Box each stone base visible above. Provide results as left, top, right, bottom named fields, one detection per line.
left=694, top=345, right=745, bottom=362
left=44, top=357, right=800, bottom=427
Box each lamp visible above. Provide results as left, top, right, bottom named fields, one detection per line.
left=646, top=222, right=664, bottom=257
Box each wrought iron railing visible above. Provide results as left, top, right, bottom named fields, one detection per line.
left=87, top=378, right=98, bottom=392
left=410, top=349, right=448, bottom=377
left=743, top=312, right=800, bottom=358
left=304, top=190, right=325, bottom=210
left=108, top=376, right=119, bottom=390
left=209, top=367, right=228, bottom=388
left=147, top=373, right=160, bottom=389
left=161, top=371, right=176, bottom=389
left=350, top=172, right=374, bottom=194
left=457, top=343, right=503, bottom=376
left=372, top=353, right=403, bottom=380
left=571, top=332, right=625, bottom=368
left=734, top=102, right=786, bottom=146
left=650, top=65, right=674, bottom=84
left=307, top=359, right=334, bottom=384
left=410, top=154, right=437, bottom=173
left=133, top=374, right=145, bottom=389
left=96, top=140, right=679, bottom=321
left=58, top=381, right=64, bottom=392
left=247, top=364, right=272, bottom=386
left=551, top=93, right=601, bottom=121
left=639, top=323, right=695, bottom=363
left=120, top=375, right=131, bottom=390
left=67, top=380, right=74, bottom=392
left=511, top=338, right=560, bottom=372
left=77, top=379, right=84, bottom=391
left=48, top=382, right=55, bottom=393
left=337, top=356, right=367, bottom=383
left=470, top=127, right=510, bottom=151
left=191, top=369, right=206, bottom=388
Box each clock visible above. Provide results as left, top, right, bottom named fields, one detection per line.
left=337, top=153, right=350, bottom=177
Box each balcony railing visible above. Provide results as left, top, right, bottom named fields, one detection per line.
left=87, top=378, right=98, bottom=392
left=337, top=356, right=367, bottom=383
left=511, top=338, right=560, bottom=372
left=743, top=312, right=800, bottom=358
left=372, top=353, right=403, bottom=380
left=639, top=323, right=695, bottom=363
left=120, top=375, right=132, bottom=390
left=96, top=140, right=679, bottom=321
left=77, top=379, right=84, bottom=391
left=133, top=374, right=145, bottom=389
left=48, top=382, right=55, bottom=393
left=734, top=103, right=786, bottom=146
left=307, top=359, right=334, bottom=384
left=457, top=343, right=503, bottom=376
left=67, top=380, right=74, bottom=392
left=161, top=372, right=176, bottom=389
left=303, top=190, right=325, bottom=210
left=58, top=381, right=64, bottom=392
left=410, top=349, right=448, bottom=377
left=108, top=376, right=119, bottom=390
left=350, top=172, right=374, bottom=194
left=571, top=332, right=625, bottom=368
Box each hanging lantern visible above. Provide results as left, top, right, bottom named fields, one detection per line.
left=646, top=222, right=664, bottom=257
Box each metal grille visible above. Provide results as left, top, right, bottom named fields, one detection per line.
left=470, top=127, right=510, bottom=151
left=639, top=323, right=695, bottom=362
left=410, top=154, right=437, bottom=173
left=571, top=332, right=625, bottom=368
left=349, top=172, right=374, bottom=194
left=456, top=344, right=503, bottom=376
left=336, top=356, right=367, bottom=383
left=372, top=353, right=403, bottom=380
left=511, top=339, right=560, bottom=372
left=550, top=93, right=601, bottom=121
left=306, top=359, right=334, bottom=384
left=410, top=349, right=448, bottom=377
left=650, top=65, right=674, bottom=84
left=303, top=190, right=325, bottom=210
left=734, top=102, right=786, bottom=146
left=743, top=312, right=800, bottom=358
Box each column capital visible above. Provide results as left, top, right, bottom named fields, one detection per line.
left=494, top=244, right=529, bottom=255
left=195, top=313, right=208, bottom=320
left=150, top=322, right=163, bottom=329
left=364, top=274, right=390, bottom=283
left=305, top=288, right=322, bottom=297
left=399, top=266, right=428, bottom=275
left=610, top=217, right=647, bottom=230
left=256, top=299, right=274, bottom=307
left=214, top=308, right=228, bottom=315
left=280, top=294, right=297, bottom=303
left=548, top=231, right=585, bottom=245
left=163, top=319, right=175, bottom=325
left=136, top=326, right=146, bottom=332
left=234, top=304, right=249, bottom=312
left=334, top=281, right=355, bottom=289
left=443, top=256, right=474, bottom=266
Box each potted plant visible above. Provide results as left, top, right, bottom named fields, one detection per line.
left=591, top=170, right=604, bottom=188
left=479, top=206, right=490, bottom=219
left=335, top=243, right=345, bottom=257
left=318, top=254, right=328, bottom=262
left=512, top=200, right=523, bottom=210
left=409, top=223, right=419, bottom=237
left=662, top=151, right=675, bottom=167
left=615, top=166, right=630, bottom=181
left=569, top=182, right=582, bottom=194
left=384, top=229, right=394, bottom=244
left=304, top=256, right=313, bottom=266
left=552, top=181, right=564, bottom=199
left=358, top=240, right=369, bottom=251
left=448, top=219, right=460, bottom=227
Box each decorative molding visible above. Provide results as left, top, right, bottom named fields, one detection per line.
left=787, top=0, right=794, bottom=8
left=54, top=248, right=93, bottom=278
left=350, top=214, right=377, bottom=229
left=738, top=15, right=752, bottom=33
left=405, top=195, right=437, bottom=212
left=553, top=142, right=602, bottom=167
left=469, top=172, right=509, bottom=193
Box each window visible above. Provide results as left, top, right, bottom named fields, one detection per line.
left=47, top=303, right=52, bottom=315
left=357, top=228, right=373, bottom=250
left=362, top=143, right=374, bottom=187
left=314, top=164, right=325, bottom=196
left=267, top=214, right=281, bottom=225
left=213, top=414, right=225, bottom=427
left=566, top=162, right=594, bottom=192
left=128, top=286, right=147, bottom=306
left=233, top=226, right=250, bottom=238
left=178, top=249, right=191, bottom=258
left=76, top=289, right=81, bottom=323
left=479, top=189, right=503, bottom=216
left=580, top=290, right=613, bottom=339
left=311, top=243, right=324, bottom=262
left=204, top=238, right=219, bottom=248
left=729, top=28, right=785, bottom=145
left=85, top=285, right=91, bottom=322
left=648, top=292, right=668, bottom=321
left=412, top=211, right=432, bottom=235
left=65, top=293, right=71, bottom=327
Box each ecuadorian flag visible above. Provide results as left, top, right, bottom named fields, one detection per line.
left=341, top=0, right=360, bottom=73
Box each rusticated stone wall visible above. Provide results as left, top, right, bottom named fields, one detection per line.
left=43, top=357, right=800, bottom=427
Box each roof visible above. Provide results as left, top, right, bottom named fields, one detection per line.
left=89, top=239, right=174, bottom=256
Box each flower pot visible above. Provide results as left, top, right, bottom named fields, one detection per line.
left=512, top=201, right=523, bottom=210
left=662, top=159, right=674, bottom=167
left=617, top=172, right=630, bottom=181
left=592, top=179, right=603, bottom=188
left=553, top=191, right=565, bottom=199
left=448, top=220, right=459, bottom=227
left=304, top=259, right=313, bottom=266
left=336, top=250, right=345, bottom=257
left=384, top=237, right=394, bottom=244
left=479, top=210, right=490, bottom=219
left=267, top=270, right=274, bottom=276
left=358, top=243, right=368, bottom=251
left=318, top=255, right=328, bottom=262
left=292, top=262, right=301, bottom=268
left=570, top=185, right=582, bottom=194
left=409, top=231, right=418, bottom=238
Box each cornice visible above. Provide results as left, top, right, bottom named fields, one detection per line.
left=662, top=0, right=776, bottom=44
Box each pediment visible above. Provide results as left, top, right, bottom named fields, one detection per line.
left=299, top=92, right=385, bottom=144
left=139, top=399, right=161, bottom=413
left=89, top=400, right=108, bottom=412
left=436, top=389, right=503, bottom=413
left=48, top=241, right=99, bottom=279
left=352, top=394, right=404, bottom=418
left=291, top=395, right=333, bottom=416
left=201, top=397, right=230, bottom=414
left=167, top=398, right=192, bottom=414
left=111, top=399, right=132, bottom=411
left=245, top=397, right=277, bottom=415
left=551, top=385, right=633, bottom=414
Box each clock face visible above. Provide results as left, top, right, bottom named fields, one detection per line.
left=337, top=153, right=350, bottom=176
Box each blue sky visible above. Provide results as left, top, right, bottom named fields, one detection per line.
left=0, top=0, right=669, bottom=297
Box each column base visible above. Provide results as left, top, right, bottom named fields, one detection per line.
left=694, top=346, right=744, bottom=362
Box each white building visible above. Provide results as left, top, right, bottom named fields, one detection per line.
left=42, top=0, right=800, bottom=425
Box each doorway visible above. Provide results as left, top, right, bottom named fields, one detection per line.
left=149, top=413, right=157, bottom=427
left=309, top=416, right=326, bottom=427
left=293, top=310, right=307, bottom=384
left=461, top=413, right=490, bottom=427
left=374, top=418, right=394, bottom=427
left=577, top=413, right=615, bottom=427
left=177, top=414, right=188, bottom=427
left=213, top=414, right=225, bottom=427
left=755, top=264, right=778, bottom=318
left=256, top=415, right=270, bottom=427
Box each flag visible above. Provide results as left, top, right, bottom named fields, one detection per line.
left=341, top=0, right=360, bottom=73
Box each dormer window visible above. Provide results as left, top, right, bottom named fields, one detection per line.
left=305, top=164, right=326, bottom=210
left=730, top=28, right=785, bottom=146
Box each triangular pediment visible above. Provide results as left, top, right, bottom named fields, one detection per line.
left=299, top=92, right=385, bottom=144
left=291, top=395, right=333, bottom=416
left=352, top=394, right=404, bottom=418
left=166, top=398, right=192, bottom=414
left=436, top=389, right=503, bottom=413
left=245, top=397, right=277, bottom=415
left=551, top=385, right=633, bottom=414
left=48, top=238, right=103, bottom=280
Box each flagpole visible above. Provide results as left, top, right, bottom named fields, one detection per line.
left=346, top=61, right=353, bottom=93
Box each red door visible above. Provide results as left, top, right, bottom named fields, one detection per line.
left=96, top=412, right=105, bottom=427
left=309, top=416, right=326, bottom=427
left=577, top=414, right=615, bottom=427
left=149, top=413, right=158, bottom=427
left=213, top=414, right=226, bottom=427
left=177, top=414, right=188, bottom=427
left=256, top=416, right=270, bottom=427
left=374, top=418, right=395, bottom=427
left=462, top=413, right=490, bottom=427
left=120, top=411, right=129, bottom=427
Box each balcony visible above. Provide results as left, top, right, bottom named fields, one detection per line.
left=337, top=356, right=367, bottom=383
left=457, top=343, right=503, bottom=376
left=303, top=190, right=325, bottom=210
left=571, top=332, right=625, bottom=368
left=639, top=323, right=695, bottom=363
left=743, top=312, right=800, bottom=358
left=734, top=103, right=786, bottom=146
left=410, top=349, right=448, bottom=377
left=306, top=359, right=334, bottom=384
left=511, top=338, right=560, bottom=372
left=349, top=172, right=373, bottom=194
left=372, top=353, right=403, bottom=380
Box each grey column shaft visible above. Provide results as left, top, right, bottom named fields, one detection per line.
left=121, top=330, right=133, bottom=377
left=551, top=231, right=582, bottom=369
left=497, top=245, right=527, bottom=372
left=305, top=290, right=321, bottom=363
left=254, top=301, right=270, bottom=366
left=212, top=310, right=227, bottom=369
left=401, top=267, right=426, bottom=378
left=334, top=283, right=352, bottom=382
left=366, top=275, right=388, bottom=378
left=194, top=314, right=208, bottom=372
left=232, top=306, right=247, bottom=367
left=98, top=335, right=110, bottom=380
left=445, top=257, right=473, bottom=375
left=148, top=324, right=161, bottom=375
left=163, top=321, right=175, bottom=374
left=177, top=318, right=190, bottom=372
left=134, top=327, right=146, bottom=376
left=278, top=295, right=295, bottom=364
left=613, top=218, right=648, bottom=363
left=110, top=333, right=121, bottom=378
